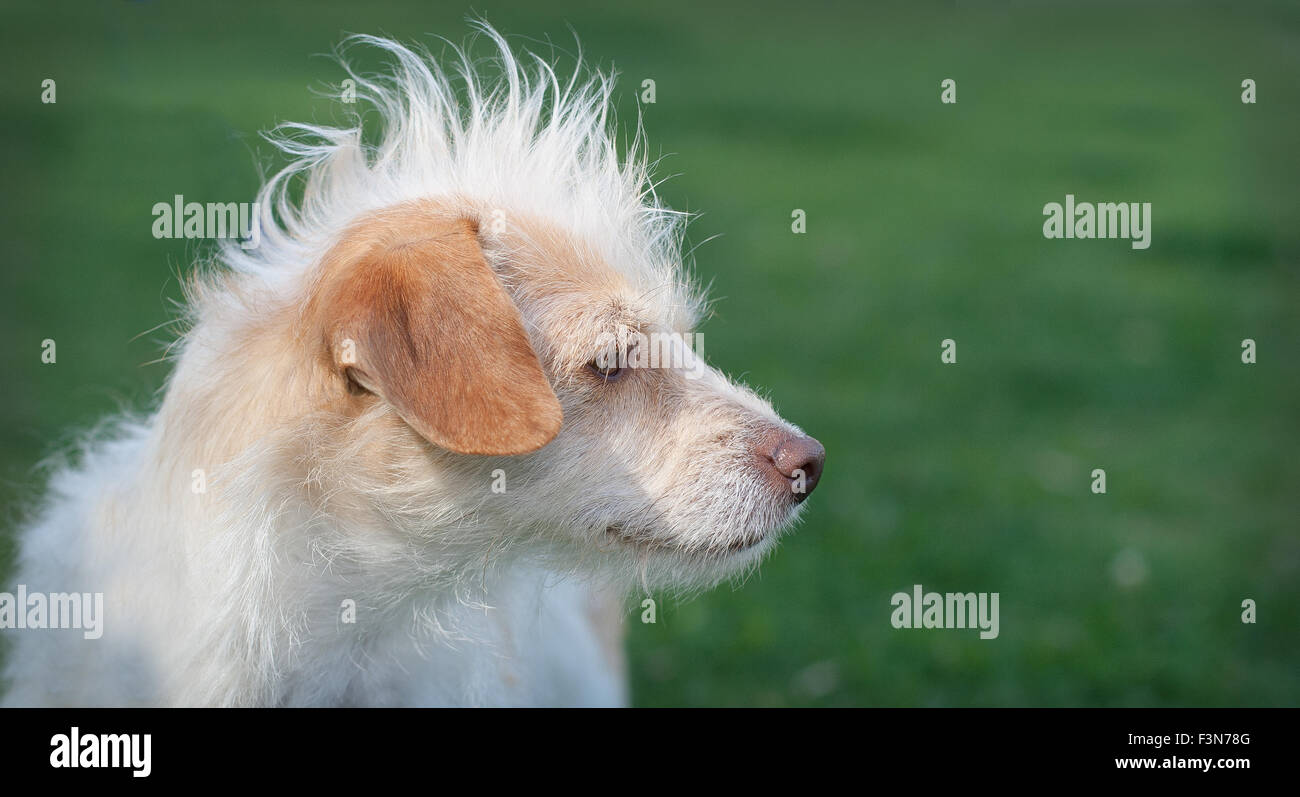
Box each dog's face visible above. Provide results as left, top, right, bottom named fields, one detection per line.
left=309, top=200, right=824, bottom=587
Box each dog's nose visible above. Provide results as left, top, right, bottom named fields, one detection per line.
left=757, top=431, right=825, bottom=502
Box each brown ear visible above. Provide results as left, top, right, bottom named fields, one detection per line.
left=316, top=204, right=561, bottom=456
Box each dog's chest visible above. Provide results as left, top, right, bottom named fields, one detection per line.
left=318, top=572, right=627, bottom=707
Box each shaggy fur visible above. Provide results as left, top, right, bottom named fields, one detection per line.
left=2, top=25, right=821, bottom=707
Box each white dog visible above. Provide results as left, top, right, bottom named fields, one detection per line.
left=2, top=26, right=825, bottom=706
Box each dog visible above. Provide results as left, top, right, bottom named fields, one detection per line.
left=2, top=26, right=825, bottom=707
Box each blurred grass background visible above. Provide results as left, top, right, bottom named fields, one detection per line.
left=1, top=0, right=1297, bottom=706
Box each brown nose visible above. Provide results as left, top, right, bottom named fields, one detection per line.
left=757, top=431, right=826, bottom=502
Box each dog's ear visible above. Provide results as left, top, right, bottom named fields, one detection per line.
left=316, top=205, right=561, bottom=456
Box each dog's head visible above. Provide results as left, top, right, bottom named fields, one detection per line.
left=229, top=30, right=823, bottom=589
left=303, top=199, right=823, bottom=587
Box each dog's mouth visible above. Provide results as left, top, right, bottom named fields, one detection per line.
left=603, top=523, right=769, bottom=557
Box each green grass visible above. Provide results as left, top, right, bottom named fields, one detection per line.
left=1, top=0, right=1297, bottom=706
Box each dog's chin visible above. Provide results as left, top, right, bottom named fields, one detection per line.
left=602, top=499, right=805, bottom=566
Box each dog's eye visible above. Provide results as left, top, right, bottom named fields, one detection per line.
left=587, top=356, right=624, bottom=382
